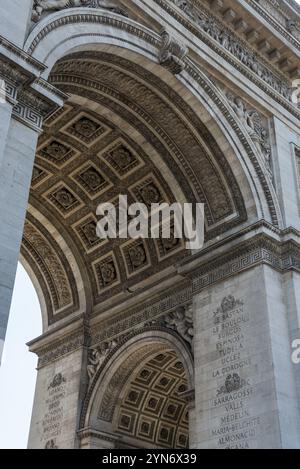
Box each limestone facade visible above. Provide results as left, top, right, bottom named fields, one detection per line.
left=0, top=0, right=300, bottom=449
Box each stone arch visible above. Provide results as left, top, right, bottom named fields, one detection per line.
left=80, top=328, right=194, bottom=449
left=24, top=7, right=282, bottom=227
left=19, top=7, right=283, bottom=333
left=20, top=204, right=88, bottom=329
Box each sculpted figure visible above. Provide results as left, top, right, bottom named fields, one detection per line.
left=32, top=0, right=122, bottom=22
left=87, top=340, right=118, bottom=381
left=227, top=94, right=272, bottom=174
left=165, top=306, right=194, bottom=346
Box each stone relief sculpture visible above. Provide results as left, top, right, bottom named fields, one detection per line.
left=159, top=29, right=188, bottom=75
left=144, top=304, right=194, bottom=348
left=170, top=0, right=293, bottom=103
left=32, top=0, right=126, bottom=22
left=164, top=305, right=194, bottom=347
left=87, top=340, right=118, bottom=381
left=226, top=93, right=272, bottom=175
left=44, top=439, right=58, bottom=449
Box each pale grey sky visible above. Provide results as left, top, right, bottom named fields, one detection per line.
left=0, top=264, right=41, bottom=449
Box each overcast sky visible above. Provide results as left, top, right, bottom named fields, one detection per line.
left=0, top=264, right=41, bottom=449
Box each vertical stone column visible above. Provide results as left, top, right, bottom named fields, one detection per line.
left=282, top=270, right=300, bottom=441
left=79, top=430, right=118, bottom=449
left=0, top=101, right=13, bottom=167
left=0, top=40, right=66, bottom=364
left=271, top=117, right=300, bottom=230
left=0, top=0, right=33, bottom=47
left=28, top=322, right=88, bottom=449
left=193, top=264, right=300, bottom=449
left=0, top=117, right=39, bottom=363
left=0, top=99, right=13, bottom=360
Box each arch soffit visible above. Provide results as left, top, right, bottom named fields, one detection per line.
left=24, top=8, right=281, bottom=227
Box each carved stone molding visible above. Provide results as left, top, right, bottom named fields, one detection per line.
left=0, top=51, right=66, bottom=131
left=28, top=320, right=89, bottom=368
left=22, top=215, right=80, bottom=324
left=25, top=5, right=300, bottom=120
left=158, top=29, right=188, bottom=75
left=153, top=0, right=300, bottom=113
left=26, top=221, right=300, bottom=369
left=31, top=0, right=128, bottom=23
left=223, top=89, right=272, bottom=176
left=77, top=427, right=121, bottom=444
left=146, top=304, right=194, bottom=348
left=247, top=0, right=300, bottom=44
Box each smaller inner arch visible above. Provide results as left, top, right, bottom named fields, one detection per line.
left=115, top=350, right=189, bottom=449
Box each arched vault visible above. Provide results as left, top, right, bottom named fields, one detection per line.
left=20, top=8, right=281, bottom=332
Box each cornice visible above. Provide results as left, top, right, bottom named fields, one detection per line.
left=27, top=318, right=90, bottom=368
left=77, top=428, right=122, bottom=443
left=237, top=0, right=300, bottom=51
left=148, top=1, right=300, bottom=117
left=0, top=36, right=67, bottom=132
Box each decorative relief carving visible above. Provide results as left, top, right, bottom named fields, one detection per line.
left=160, top=0, right=294, bottom=103
left=38, top=139, right=76, bottom=166
left=31, top=165, right=49, bottom=187
left=97, top=345, right=164, bottom=422
left=87, top=340, right=118, bottom=381
left=251, top=0, right=300, bottom=42
left=44, top=439, right=58, bottom=449
left=144, top=304, right=194, bottom=348
left=72, top=162, right=111, bottom=197
left=213, top=296, right=244, bottom=326
left=73, top=215, right=105, bottom=252
left=48, top=373, right=66, bottom=390
left=32, top=0, right=127, bottom=22
left=116, top=350, right=189, bottom=448
left=225, top=92, right=272, bottom=175
left=216, top=373, right=247, bottom=397
left=158, top=29, right=188, bottom=75
left=51, top=186, right=79, bottom=211
left=65, top=114, right=106, bottom=144
left=286, top=18, right=300, bottom=36
left=164, top=305, right=194, bottom=347
left=92, top=253, right=120, bottom=292
left=102, top=141, right=143, bottom=178
left=23, top=221, right=74, bottom=312
left=121, top=240, right=150, bottom=276
left=37, top=331, right=85, bottom=368
left=131, top=176, right=166, bottom=208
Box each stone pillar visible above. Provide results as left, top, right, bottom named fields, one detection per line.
left=271, top=117, right=300, bottom=230
left=0, top=101, right=13, bottom=167
left=0, top=39, right=66, bottom=364
left=0, top=118, right=39, bottom=362
left=193, top=264, right=300, bottom=449
left=28, top=321, right=88, bottom=449
left=0, top=0, right=33, bottom=47
left=282, top=270, right=300, bottom=435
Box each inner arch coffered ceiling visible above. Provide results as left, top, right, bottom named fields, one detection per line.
left=20, top=9, right=283, bottom=331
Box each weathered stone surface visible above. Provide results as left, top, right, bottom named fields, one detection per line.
left=0, top=0, right=299, bottom=449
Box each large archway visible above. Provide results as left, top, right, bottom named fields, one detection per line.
left=1, top=4, right=291, bottom=451
left=80, top=330, right=194, bottom=449
left=19, top=8, right=280, bottom=333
